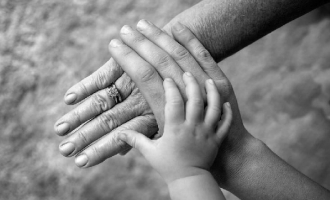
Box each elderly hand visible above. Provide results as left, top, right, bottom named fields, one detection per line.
left=54, top=19, right=250, bottom=171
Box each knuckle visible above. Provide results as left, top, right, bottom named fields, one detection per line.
left=172, top=46, right=190, bottom=61
left=190, top=98, right=204, bottom=107
left=79, top=82, right=90, bottom=96
left=169, top=98, right=183, bottom=106
left=149, top=28, right=163, bottom=38
left=92, top=93, right=109, bottom=112
left=139, top=67, right=157, bottom=83
left=73, top=110, right=82, bottom=124
left=97, top=112, right=119, bottom=133
left=92, top=146, right=102, bottom=161
left=196, top=48, right=212, bottom=62
left=156, top=55, right=172, bottom=69
left=132, top=34, right=145, bottom=43
left=94, top=71, right=109, bottom=90
left=78, top=131, right=89, bottom=144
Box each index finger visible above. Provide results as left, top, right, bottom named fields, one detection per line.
left=108, top=39, right=165, bottom=132
left=64, top=58, right=123, bottom=104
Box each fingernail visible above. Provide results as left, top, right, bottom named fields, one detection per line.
left=137, top=19, right=152, bottom=30
left=64, top=93, right=77, bottom=104
left=75, top=154, right=88, bottom=167
left=173, top=22, right=185, bottom=32
left=207, top=79, right=214, bottom=85
left=56, top=123, right=70, bottom=135
left=109, top=39, right=123, bottom=47
left=121, top=25, right=133, bottom=34
left=225, top=102, right=231, bottom=108
left=164, top=78, right=173, bottom=82
left=184, top=72, right=192, bottom=77
left=59, top=142, right=75, bottom=156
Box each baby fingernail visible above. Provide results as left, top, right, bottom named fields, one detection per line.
left=207, top=79, right=214, bottom=85
left=121, top=25, right=133, bottom=34
left=225, top=102, right=231, bottom=108
left=59, top=142, right=75, bottom=156
left=137, top=19, right=152, bottom=30
left=56, top=123, right=70, bottom=135
left=173, top=22, right=185, bottom=32
left=75, top=154, right=88, bottom=167
left=64, top=93, right=77, bottom=104
left=165, top=78, right=173, bottom=82
left=184, top=72, right=192, bottom=77
left=109, top=39, right=123, bottom=47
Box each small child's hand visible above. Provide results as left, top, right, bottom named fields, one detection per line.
left=119, top=72, right=232, bottom=183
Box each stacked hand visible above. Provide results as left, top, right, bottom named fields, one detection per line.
left=119, top=73, right=232, bottom=184
left=54, top=20, right=248, bottom=176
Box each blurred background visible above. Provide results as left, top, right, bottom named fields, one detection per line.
left=0, top=0, right=329, bottom=199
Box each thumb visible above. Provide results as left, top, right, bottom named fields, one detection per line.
left=118, top=130, right=153, bottom=154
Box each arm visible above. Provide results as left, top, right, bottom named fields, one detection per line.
left=163, top=0, right=329, bottom=62
left=117, top=73, right=232, bottom=200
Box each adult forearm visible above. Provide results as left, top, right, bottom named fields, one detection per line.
left=164, top=0, right=329, bottom=62
left=219, top=131, right=330, bottom=200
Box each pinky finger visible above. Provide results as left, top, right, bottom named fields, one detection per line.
left=215, top=102, right=233, bottom=144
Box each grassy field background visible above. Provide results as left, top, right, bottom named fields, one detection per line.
left=0, top=0, right=330, bottom=199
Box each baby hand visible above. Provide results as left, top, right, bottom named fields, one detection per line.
left=119, top=73, right=232, bottom=183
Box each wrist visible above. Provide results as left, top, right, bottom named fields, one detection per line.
left=211, top=128, right=266, bottom=189
left=164, top=167, right=211, bottom=185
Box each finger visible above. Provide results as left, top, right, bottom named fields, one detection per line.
left=118, top=130, right=154, bottom=155
left=74, top=114, right=157, bottom=168
left=204, top=79, right=222, bottom=127
left=215, top=102, right=232, bottom=144
left=183, top=72, right=204, bottom=123
left=164, top=78, right=185, bottom=124
left=136, top=20, right=209, bottom=94
left=171, top=22, right=227, bottom=81
left=54, top=73, right=134, bottom=136
left=108, top=38, right=165, bottom=132
left=58, top=90, right=151, bottom=157
left=64, top=58, right=123, bottom=105
left=119, top=25, right=186, bottom=97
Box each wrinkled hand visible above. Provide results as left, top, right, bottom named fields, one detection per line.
left=54, top=59, right=158, bottom=167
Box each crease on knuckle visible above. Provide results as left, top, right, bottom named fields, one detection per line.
left=190, top=98, right=204, bottom=107
left=132, top=35, right=145, bottom=43
left=196, top=48, right=212, bottom=62
left=92, top=146, right=102, bottom=161
left=139, top=67, right=156, bottom=83
left=149, top=28, right=163, bottom=38
left=156, top=55, right=172, bottom=69
left=94, top=71, right=109, bottom=90
left=79, top=82, right=90, bottom=96
left=172, top=46, right=189, bottom=61
left=78, top=131, right=89, bottom=144
left=92, top=93, right=109, bottom=112
left=97, top=113, right=119, bottom=133
left=169, top=98, right=183, bottom=106
left=73, top=110, right=82, bottom=124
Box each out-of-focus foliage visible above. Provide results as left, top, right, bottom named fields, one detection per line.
left=0, top=0, right=329, bottom=199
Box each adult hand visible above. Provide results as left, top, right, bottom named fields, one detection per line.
left=109, top=21, right=330, bottom=200
left=108, top=20, right=251, bottom=185
left=54, top=60, right=158, bottom=166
